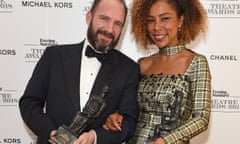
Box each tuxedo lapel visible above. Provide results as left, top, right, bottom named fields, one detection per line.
left=62, top=43, right=83, bottom=111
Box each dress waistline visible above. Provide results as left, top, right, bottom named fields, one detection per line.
left=139, top=112, right=162, bottom=124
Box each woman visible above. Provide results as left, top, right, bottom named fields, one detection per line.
left=103, top=0, right=211, bottom=143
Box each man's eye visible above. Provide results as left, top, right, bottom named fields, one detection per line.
left=115, top=22, right=123, bottom=28
left=100, top=16, right=109, bottom=21
left=101, top=17, right=107, bottom=20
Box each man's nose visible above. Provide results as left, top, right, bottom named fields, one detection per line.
left=105, top=21, right=114, bottom=34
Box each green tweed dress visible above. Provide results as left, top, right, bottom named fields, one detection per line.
left=128, top=54, right=211, bottom=144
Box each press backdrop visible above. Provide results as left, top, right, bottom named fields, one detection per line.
left=1, top=0, right=240, bottom=143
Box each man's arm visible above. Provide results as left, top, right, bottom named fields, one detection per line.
left=96, top=62, right=140, bottom=143
left=19, top=47, right=56, bottom=141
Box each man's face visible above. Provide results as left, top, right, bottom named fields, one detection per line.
left=86, top=0, right=125, bottom=52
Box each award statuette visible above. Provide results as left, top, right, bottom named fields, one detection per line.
left=50, top=86, right=110, bottom=144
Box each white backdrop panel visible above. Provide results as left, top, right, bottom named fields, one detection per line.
left=0, top=0, right=240, bottom=144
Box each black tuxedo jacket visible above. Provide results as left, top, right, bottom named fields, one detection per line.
left=19, top=41, right=140, bottom=144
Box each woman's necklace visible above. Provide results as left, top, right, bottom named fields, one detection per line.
left=159, top=44, right=185, bottom=55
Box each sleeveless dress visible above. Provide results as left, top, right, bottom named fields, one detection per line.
left=128, top=54, right=211, bottom=144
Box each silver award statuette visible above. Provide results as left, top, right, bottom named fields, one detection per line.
left=50, top=85, right=110, bottom=144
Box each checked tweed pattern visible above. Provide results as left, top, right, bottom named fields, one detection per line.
left=128, top=54, right=211, bottom=144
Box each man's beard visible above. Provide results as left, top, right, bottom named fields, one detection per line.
left=87, top=23, right=120, bottom=53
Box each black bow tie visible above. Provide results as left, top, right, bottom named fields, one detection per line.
left=85, top=46, right=106, bottom=63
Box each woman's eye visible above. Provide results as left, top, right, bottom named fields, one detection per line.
left=147, top=19, right=155, bottom=23
left=161, top=17, right=170, bottom=21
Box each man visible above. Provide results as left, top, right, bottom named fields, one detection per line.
left=19, top=0, right=139, bottom=143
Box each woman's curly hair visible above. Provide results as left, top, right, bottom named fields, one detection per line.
left=131, top=0, right=207, bottom=48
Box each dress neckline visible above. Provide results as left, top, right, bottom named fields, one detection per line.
left=141, top=54, right=197, bottom=77
left=159, top=44, right=185, bottom=55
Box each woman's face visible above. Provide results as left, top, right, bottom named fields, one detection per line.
left=147, top=0, right=183, bottom=48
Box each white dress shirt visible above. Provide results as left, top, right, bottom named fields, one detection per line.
left=80, top=39, right=101, bottom=144
left=80, top=39, right=102, bottom=111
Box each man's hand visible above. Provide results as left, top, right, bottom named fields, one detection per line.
left=73, top=130, right=95, bottom=144
left=102, top=112, right=123, bottom=132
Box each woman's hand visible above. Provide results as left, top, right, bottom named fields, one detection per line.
left=49, top=130, right=57, bottom=144
left=148, top=138, right=166, bottom=144
left=102, top=112, right=123, bottom=132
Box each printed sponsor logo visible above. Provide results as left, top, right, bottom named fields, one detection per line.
left=24, top=38, right=58, bottom=63
left=212, top=89, right=240, bottom=113
left=40, top=38, right=58, bottom=46
left=3, top=138, right=21, bottom=143
left=0, top=138, right=21, bottom=143
left=0, top=87, right=18, bottom=106
left=0, top=0, right=13, bottom=10
left=0, top=49, right=16, bottom=56
left=210, top=55, right=238, bottom=61
left=21, top=0, right=73, bottom=8
left=202, top=0, right=240, bottom=18
left=24, top=48, right=45, bottom=62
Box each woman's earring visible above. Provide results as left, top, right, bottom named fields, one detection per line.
left=178, top=26, right=182, bottom=32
